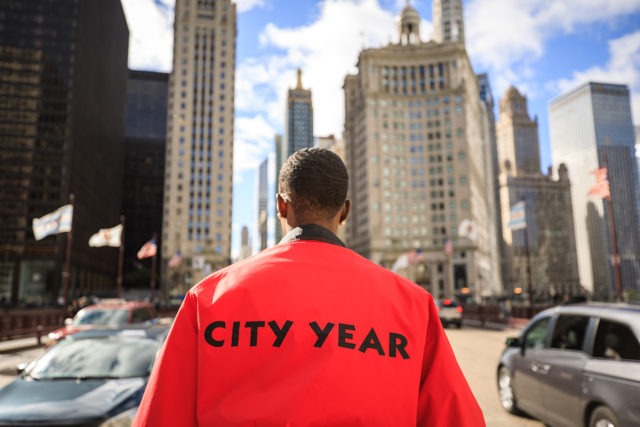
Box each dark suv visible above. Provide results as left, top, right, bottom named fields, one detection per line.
left=497, top=302, right=640, bottom=427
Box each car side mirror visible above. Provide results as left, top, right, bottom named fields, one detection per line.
left=64, top=318, right=73, bottom=326
left=16, top=363, right=27, bottom=375
left=505, top=337, right=521, bottom=347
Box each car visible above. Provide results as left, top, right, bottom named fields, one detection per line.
left=436, top=298, right=463, bottom=328
left=497, top=302, right=640, bottom=427
left=47, top=299, right=158, bottom=343
left=0, top=325, right=169, bottom=427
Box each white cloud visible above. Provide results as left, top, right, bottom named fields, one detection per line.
left=235, top=0, right=266, bottom=13
left=465, top=0, right=640, bottom=98
left=233, top=115, right=277, bottom=179
left=550, top=31, right=640, bottom=124
left=121, top=0, right=174, bottom=72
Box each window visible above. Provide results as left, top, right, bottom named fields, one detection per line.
left=550, top=315, right=589, bottom=351
left=593, top=319, right=640, bottom=361
left=524, top=317, right=550, bottom=349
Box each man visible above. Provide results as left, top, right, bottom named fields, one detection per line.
left=134, top=148, right=485, bottom=426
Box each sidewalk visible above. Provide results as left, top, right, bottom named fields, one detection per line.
left=0, top=336, right=46, bottom=354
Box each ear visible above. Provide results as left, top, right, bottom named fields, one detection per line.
left=339, top=199, right=351, bottom=225
left=276, top=194, right=288, bottom=218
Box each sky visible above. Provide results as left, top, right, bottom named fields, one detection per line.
left=120, top=0, right=640, bottom=257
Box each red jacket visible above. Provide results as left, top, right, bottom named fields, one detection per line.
left=135, top=227, right=485, bottom=426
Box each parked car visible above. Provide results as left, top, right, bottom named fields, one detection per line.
left=436, top=298, right=463, bottom=328
left=0, top=325, right=169, bottom=427
left=497, top=302, right=640, bottom=427
left=47, top=299, right=158, bottom=344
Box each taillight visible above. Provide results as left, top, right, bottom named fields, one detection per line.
left=456, top=306, right=463, bottom=313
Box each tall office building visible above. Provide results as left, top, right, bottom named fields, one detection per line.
left=343, top=4, right=501, bottom=299
left=283, top=69, right=314, bottom=165
left=257, top=157, right=269, bottom=251
left=274, top=134, right=284, bottom=243
left=162, top=0, right=237, bottom=289
left=497, top=87, right=580, bottom=298
left=550, top=82, right=640, bottom=297
left=237, top=225, right=252, bottom=261
left=0, top=0, right=129, bottom=306
left=123, top=70, right=169, bottom=288
left=433, top=0, right=465, bottom=44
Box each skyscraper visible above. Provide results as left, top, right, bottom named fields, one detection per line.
left=343, top=4, right=501, bottom=299
left=283, top=69, right=314, bottom=164
left=497, top=87, right=580, bottom=299
left=550, top=82, right=640, bottom=297
left=257, top=157, right=269, bottom=251
left=123, top=70, right=169, bottom=288
left=274, top=134, right=284, bottom=244
left=0, top=0, right=129, bottom=306
left=162, top=0, right=237, bottom=290
left=433, top=0, right=465, bottom=44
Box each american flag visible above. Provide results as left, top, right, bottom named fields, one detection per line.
left=137, top=239, right=157, bottom=259
left=168, top=251, right=182, bottom=268
left=587, top=167, right=610, bottom=199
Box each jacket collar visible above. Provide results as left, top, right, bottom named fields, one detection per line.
left=279, top=224, right=346, bottom=247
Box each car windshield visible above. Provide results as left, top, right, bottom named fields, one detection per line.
left=26, top=334, right=158, bottom=380
left=73, top=308, right=129, bottom=326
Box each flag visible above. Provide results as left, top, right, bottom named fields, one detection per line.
left=507, top=201, right=527, bottom=230
left=391, top=254, right=409, bottom=272
left=168, top=251, right=182, bottom=268
left=89, top=224, right=123, bottom=247
left=32, top=204, right=73, bottom=240
left=588, top=167, right=610, bottom=199
left=458, top=218, right=477, bottom=241
left=444, top=237, right=453, bottom=256
left=137, top=239, right=157, bottom=259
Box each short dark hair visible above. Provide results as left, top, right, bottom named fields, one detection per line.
left=278, top=148, right=348, bottom=219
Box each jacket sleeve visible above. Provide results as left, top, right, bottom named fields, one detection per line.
left=133, top=292, right=199, bottom=427
left=417, top=296, right=486, bottom=426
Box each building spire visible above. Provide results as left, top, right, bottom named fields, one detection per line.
left=296, top=68, right=303, bottom=90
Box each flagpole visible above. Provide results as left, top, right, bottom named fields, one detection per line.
left=602, top=153, right=623, bottom=301
left=62, top=193, right=74, bottom=308
left=117, top=215, right=125, bottom=298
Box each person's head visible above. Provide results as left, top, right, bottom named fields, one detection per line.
left=277, top=147, right=351, bottom=234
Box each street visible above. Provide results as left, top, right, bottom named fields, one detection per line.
left=0, top=326, right=543, bottom=426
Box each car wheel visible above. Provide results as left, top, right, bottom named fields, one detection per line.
left=497, top=365, right=520, bottom=414
left=589, top=406, right=618, bottom=427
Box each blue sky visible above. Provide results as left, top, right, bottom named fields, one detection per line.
left=121, top=0, right=640, bottom=257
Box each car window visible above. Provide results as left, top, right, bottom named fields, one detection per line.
left=550, top=315, right=589, bottom=351
left=524, top=316, right=550, bottom=349
left=132, top=307, right=151, bottom=322
left=73, top=308, right=129, bottom=326
left=593, top=319, right=640, bottom=361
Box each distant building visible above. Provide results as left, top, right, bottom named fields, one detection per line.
left=123, top=70, right=169, bottom=289
left=283, top=69, right=314, bottom=165
left=433, top=0, right=465, bottom=44
left=343, top=4, right=501, bottom=299
left=237, top=225, right=252, bottom=261
left=257, top=158, right=269, bottom=251
left=549, top=82, right=640, bottom=298
left=0, top=0, right=129, bottom=306
left=497, top=86, right=579, bottom=299
left=274, top=134, right=284, bottom=243
left=162, top=0, right=237, bottom=292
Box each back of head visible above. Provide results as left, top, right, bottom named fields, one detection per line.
left=279, top=148, right=348, bottom=221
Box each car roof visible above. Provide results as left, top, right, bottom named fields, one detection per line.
left=82, top=299, right=153, bottom=310
left=534, top=302, right=640, bottom=329
left=64, top=324, right=170, bottom=342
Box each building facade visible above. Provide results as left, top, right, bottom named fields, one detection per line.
left=550, top=82, right=640, bottom=298
left=162, top=0, right=237, bottom=293
left=0, top=0, right=129, bottom=306
left=257, top=157, right=269, bottom=251
left=283, top=69, right=314, bottom=165
left=123, top=70, right=169, bottom=289
left=343, top=4, right=501, bottom=300
left=497, top=86, right=580, bottom=299
left=274, top=133, right=284, bottom=244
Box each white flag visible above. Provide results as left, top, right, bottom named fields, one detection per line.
left=391, top=254, right=409, bottom=272
left=458, top=218, right=477, bottom=241
left=32, top=204, right=73, bottom=240
left=89, top=224, right=123, bottom=247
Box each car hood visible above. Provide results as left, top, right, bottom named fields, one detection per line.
left=0, top=377, right=145, bottom=423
